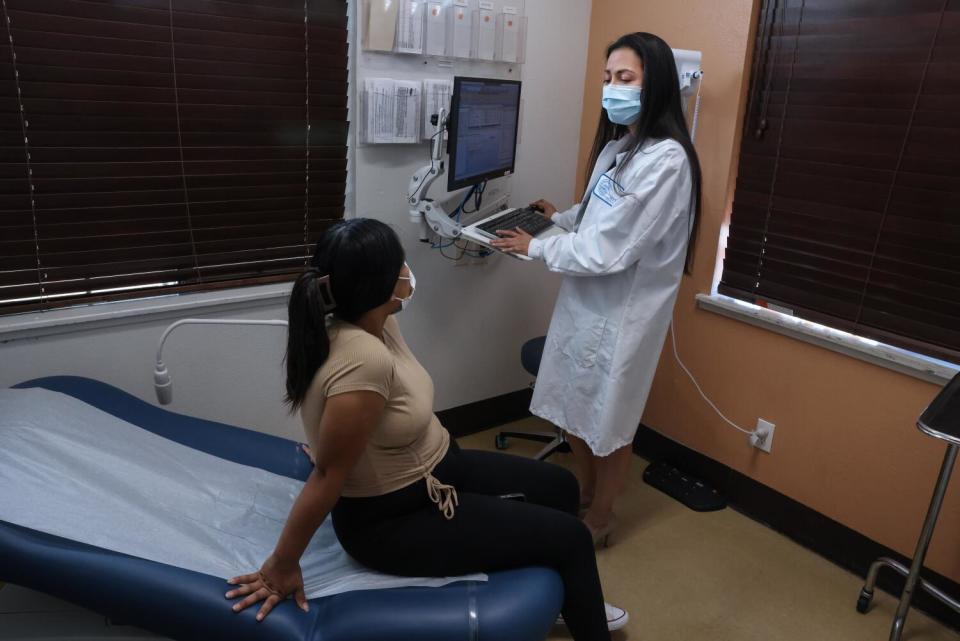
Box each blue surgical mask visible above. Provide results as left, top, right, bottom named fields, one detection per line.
left=602, top=84, right=642, bottom=126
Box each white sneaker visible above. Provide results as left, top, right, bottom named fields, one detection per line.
left=555, top=602, right=630, bottom=632
left=605, top=602, right=629, bottom=631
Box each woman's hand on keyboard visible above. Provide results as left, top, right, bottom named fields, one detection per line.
left=226, top=553, right=309, bottom=621
left=530, top=199, right=557, bottom=219
left=490, top=227, right=533, bottom=256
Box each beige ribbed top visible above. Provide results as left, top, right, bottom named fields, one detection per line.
left=300, top=315, right=456, bottom=517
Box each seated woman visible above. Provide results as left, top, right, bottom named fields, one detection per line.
left=225, top=218, right=626, bottom=641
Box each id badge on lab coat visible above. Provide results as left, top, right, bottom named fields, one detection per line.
left=593, top=172, right=624, bottom=207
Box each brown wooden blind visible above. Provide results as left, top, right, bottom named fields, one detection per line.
left=0, top=0, right=348, bottom=313
left=720, top=0, right=960, bottom=363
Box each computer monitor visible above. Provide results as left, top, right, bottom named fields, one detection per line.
left=446, top=77, right=522, bottom=192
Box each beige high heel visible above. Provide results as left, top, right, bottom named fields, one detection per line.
left=584, top=516, right=616, bottom=548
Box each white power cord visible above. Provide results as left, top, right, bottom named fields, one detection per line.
left=669, top=320, right=755, bottom=436
left=674, top=77, right=768, bottom=444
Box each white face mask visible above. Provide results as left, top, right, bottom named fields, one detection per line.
left=392, top=264, right=416, bottom=312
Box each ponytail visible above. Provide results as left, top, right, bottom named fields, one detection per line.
left=284, top=271, right=334, bottom=411
left=284, top=218, right=405, bottom=412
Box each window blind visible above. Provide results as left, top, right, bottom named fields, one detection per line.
left=720, top=0, right=960, bottom=363
left=0, top=0, right=348, bottom=313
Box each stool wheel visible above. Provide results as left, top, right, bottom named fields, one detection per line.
left=856, top=593, right=872, bottom=614
left=495, top=434, right=508, bottom=450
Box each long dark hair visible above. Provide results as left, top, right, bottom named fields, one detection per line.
left=285, top=218, right=405, bottom=411
left=586, top=32, right=703, bottom=274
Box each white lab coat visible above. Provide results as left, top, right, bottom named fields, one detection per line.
left=527, top=135, right=693, bottom=456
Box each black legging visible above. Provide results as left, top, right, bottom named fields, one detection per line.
left=332, top=438, right=611, bottom=641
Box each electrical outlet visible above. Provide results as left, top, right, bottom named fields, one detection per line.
left=749, top=418, right=775, bottom=453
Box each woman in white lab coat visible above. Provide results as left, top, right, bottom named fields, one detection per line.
left=491, top=32, right=702, bottom=543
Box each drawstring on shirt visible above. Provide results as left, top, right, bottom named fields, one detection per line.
left=426, top=473, right=458, bottom=520
left=409, top=438, right=458, bottom=520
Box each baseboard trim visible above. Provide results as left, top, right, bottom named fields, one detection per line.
left=438, top=388, right=533, bottom=438
left=633, top=423, right=960, bottom=632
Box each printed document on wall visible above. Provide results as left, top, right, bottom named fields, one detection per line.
left=396, top=0, right=425, bottom=54
left=365, top=78, right=397, bottom=143
left=425, top=3, right=447, bottom=56
left=423, top=79, right=453, bottom=139
left=477, top=3, right=496, bottom=60
left=363, top=78, right=422, bottom=143
left=392, top=80, right=422, bottom=143
left=451, top=1, right=473, bottom=58
left=499, top=7, right=520, bottom=62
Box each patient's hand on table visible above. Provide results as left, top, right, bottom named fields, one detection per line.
left=226, top=553, right=309, bottom=621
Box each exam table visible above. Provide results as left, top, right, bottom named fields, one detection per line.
left=0, top=376, right=563, bottom=641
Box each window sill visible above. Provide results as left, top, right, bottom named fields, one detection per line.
left=0, top=283, right=292, bottom=343
left=696, top=293, right=959, bottom=386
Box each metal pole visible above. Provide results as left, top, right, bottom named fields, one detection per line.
left=888, top=444, right=958, bottom=641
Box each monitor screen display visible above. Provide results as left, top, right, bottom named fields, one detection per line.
left=447, top=77, right=521, bottom=191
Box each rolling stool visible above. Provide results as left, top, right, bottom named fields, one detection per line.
left=495, top=336, right=571, bottom=461
left=856, top=371, right=960, bottom=640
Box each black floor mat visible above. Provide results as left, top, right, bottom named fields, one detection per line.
left=643, top=460, right=727, bottom=512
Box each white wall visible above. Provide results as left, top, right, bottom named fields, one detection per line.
left=0, top=0, right=592, bottom=440
left=355, top=0, right=593, bottom=409
left=0, top=292, right=301, bottom=439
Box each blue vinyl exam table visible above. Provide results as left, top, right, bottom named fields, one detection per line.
left=0, top=376, right=563, bottom=641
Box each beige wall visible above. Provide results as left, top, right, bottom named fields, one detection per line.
left=579, top=0, right=960, bottom=581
